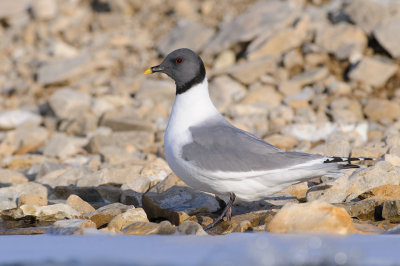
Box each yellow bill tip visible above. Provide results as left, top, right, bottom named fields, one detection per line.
left=144, top=68, right=152, bottom=75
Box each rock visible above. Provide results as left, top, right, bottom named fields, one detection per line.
left=323, top=134, right=351, bottom=157
left=122, top=222, right=159, bottom=235
left=349, top=57, right=398, bottom=88
left=4, top=203, right=81, bottom=222
left=37, top=166, right=91, bottom=188
left=353, top=222, right=383, bottom=234
left=43, top=133, right=88, bottom=159
left=0, top=109, right=42, bottom=130
left=347, top=161, right=399, bottom=201
left=66, top=194, right=95, bottom=215
left=37, top=53, right=92, bottom=85
left=337, top=198, right=382, bottom=221
left=307, top=175, right=350, bottom=203
left=7, top=126, right=49, bottom=155
left=344, top=0, right=387, bottom=34
left=209, top=75, right=246, bottom=112
left=157, top=220, right=176, bottom=235
left=0, top=0, right=30, bottom=19
left=289, top=67, right=329, bottom=87
left=223, top=57, right=277, bottom=85
left=284, top=87, right=313, bottom=109
left=99, top=146, right=144, bottom=165
left=120, top=177, right=151, bottom=193
left=283, top=49, right=304, bottom=69
left=246, top=15, right=309, bottom=60
left=327, top=81, right=351, bottom=96
left=17, top=193, right=47, bottom=207
left=351, top=142, right=387, bottom=159
left=48, top=88, right=91, bottom=120
left=266, top=201, right=355, bottom=234
left=329, top=98, right=363, bottom=123
left=177, top=221, right=207, bottom=235
left=382, top=200, right=400, bottom=223
left=212, top=50, right=236, bottom=70
left=86, top=131, right=155, bottom=153
left=364, top=99, right=400, bottom=121
left=0, top=227, right=48, bottom=235
left=32, top=0, right=58, bottom=20
left=0, top=182, right=48, bottom=210
left=100, top=108, right=155, bottom=132
left=0, top=169, right=28, bottom=186
left=140, top=158, right=172, bottom=186
left=315, top=22, right=367, bottom=59
left=76, top=166, right=141, bottom=187
left=142, top=186, right=220, bottom=225
left=240, top=85, right=282, bottom=109
left=280, top=182, right=309, bottom=201
left=158, top=20, right=214, bottom=55
left=120, top=190, right=143, bottom=207
left=263, top=134, right=298, bottom=151
left=59, top=111, right=98, bottom=136
left=385, top=146, right=400, bottom=166
left=359, top=185, right=400, bottom=202
left=204, top=0, right=300, bottom=54
left=88, top=203, right=133, bottom=228
left=53, top=185, right=121, bottom=203
left=107, top=208, right=149, bottom=231
left=374, top=17, right=400, bottom=59
left=46, top=219, right=97, bottom=235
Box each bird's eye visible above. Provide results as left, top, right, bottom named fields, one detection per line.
left=176, top=58, right=183, bottom=64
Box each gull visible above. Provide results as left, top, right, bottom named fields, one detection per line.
left=144, top=48, right=371, bottom=229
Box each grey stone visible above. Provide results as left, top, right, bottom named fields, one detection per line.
left=329, top=98, right=363, bottom=123
left=46, top=219, right=97, bottom=235
left=289, top=67, right=329, bottom=87
left=52, top=185, right=121, bottom=203
left=344, top=0, right=387, bottom=34
left=76, top=166, right=142, bottom=187
left=348, top=57, right=398, bottom=87
left=0, top=182, right=48, bottom=210
left=158, top=20, right=215, bottom=56
left=37, top=166, right=92, bottom=188
left=43, top=133, right=88, bottom=159
left=218, top=56, right=277, bottom=85
left=315, top=22, right=367, bottom=60
left=86, top=131, right=154, bottom=153
left=374, top=17, right=400, bottom=59
left=88, top=203, right=132, bottom=228
left=347, top=161, right=400, bottom=201
left=209, top=75, right=246, bottom=112
left=157, top=220, right=176, bottom=235
left=307, top=175, right=349, bottom=203
left=120, top=177, right=151, bottom=193
left=120, top=190, right=143, bottom=207
left=32, top=0, right=58, bottom=20
left=204, top=0, right=300, bottom=54
left=0, top=169, right=28, bottom=186
left=8, top=126, right=49, bottom=155
left=99, top=146, right=145, bottom=165
left=148, top=173, right=187, bottom=194
left=48, top=88, right=91, bottom=120
left=37, top=53, right=91, bottom=85
left=142, top=186, right=220, bottom=225
left=100, top=108, right=156, bottom=132
left=0, top=109, right=42, bottom=130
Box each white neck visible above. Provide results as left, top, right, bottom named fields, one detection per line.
left=167, top=78, right=220, bottom=131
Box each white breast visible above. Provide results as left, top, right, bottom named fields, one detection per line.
left=164, top=78, right=222, bottom=192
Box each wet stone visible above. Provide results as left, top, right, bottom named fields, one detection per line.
left=46, top=219, right=97, bottom=235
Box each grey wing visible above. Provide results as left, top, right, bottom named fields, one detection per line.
left=181, top=122, right=323, bottom=172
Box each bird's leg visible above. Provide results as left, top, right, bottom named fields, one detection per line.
left=204, top=192, right=236, bottom=231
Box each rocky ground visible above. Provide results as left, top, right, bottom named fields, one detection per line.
left=0, top=0, right=400, bottom=236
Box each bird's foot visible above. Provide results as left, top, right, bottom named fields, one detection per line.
left=203, top=192, right=236, bottom=231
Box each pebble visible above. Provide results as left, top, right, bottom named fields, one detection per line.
left=0, top=169, right=28, bottom=185
left=5, top=203, right=81, bottom=222
left=66, top=194, right=95, bottom=215
left=0, top=182, right=48, bottom=210
left=374, top=17, right=400, bottom=59
left=158, top=20, right=215, bottom=56
left=43, top=133, right=88, bottom=159
left=46, top=219, right=97, bottom=235
left=177, top=221, right=207, bottom=236
left=88, top=203, right=133, bottom=228
left=363, top=99, right=400, bottom=121
left=382, top=200, right=400, bottom=223
left=348, top=57, right=398, bottom=88
left=17, top=193, right=47, bottom=207
left=142, top=186, right=220, bottom=225
left=122, top=222, right=160, bottom=235
left=306, top=175, right=350, bottom=204
left=53, top=185, right=121, bottom=203
left=48, top=88, right=91, bottom=120
left=347, top=161, right=400, bottom=201
left=108, top=208, right=149, bottom=231
left=266, top=200, right=355, bottom=234
left=0, top=110, right=42, bottom=130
